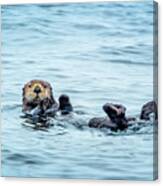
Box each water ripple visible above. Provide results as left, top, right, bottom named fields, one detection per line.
left=2, top=1, right=155, bottom=180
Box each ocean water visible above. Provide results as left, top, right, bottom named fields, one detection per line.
left=1, top=1, right=157, bottom=180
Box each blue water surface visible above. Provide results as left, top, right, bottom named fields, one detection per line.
left=1, top=1, right=156, bottom=180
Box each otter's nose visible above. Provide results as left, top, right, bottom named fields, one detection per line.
left=34, top=86, right=41, bottom=94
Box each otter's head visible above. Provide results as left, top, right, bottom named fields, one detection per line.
left=23, top=80, right=54, bottom=109
left=140, top=101, right=158, bottom=120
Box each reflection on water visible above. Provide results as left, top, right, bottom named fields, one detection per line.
left=1, top=1, right=156, bottom=180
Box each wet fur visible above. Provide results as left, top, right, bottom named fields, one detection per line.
left=22, top=80, right=157, bottom=130
left=89, top=101, right=157, bottom=131
left=22, top=80, right=58, bottom=114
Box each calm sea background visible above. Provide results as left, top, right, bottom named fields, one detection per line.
left=1, top=1, right=156, bottom=180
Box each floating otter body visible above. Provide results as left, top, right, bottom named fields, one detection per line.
left=88, top=101, right=157, bottom=131
left=22, top=80, right=73, bottom=125
left=22, top=80, right=157, bottom=130
left=89, top=103, right=129, bottom=131
left=22, top=80, right=58, bottom=119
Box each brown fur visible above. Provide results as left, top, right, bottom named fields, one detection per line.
left=22, top=80, right=57, bottom=113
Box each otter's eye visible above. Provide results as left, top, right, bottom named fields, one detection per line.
left=28, top=84, right=32, bottom=88
left=43, top=85, right=47, bottom=88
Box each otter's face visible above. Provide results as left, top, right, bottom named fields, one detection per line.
left=23, top=80, right=53, bottom=104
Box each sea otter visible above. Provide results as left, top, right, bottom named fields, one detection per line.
left=22, top=80, right=58, bottom=119
left=140, top=100, right=158, bottom=120
left=88, top=101, right=157, bottom=131
left=88, top=103, right=129, bottom=131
